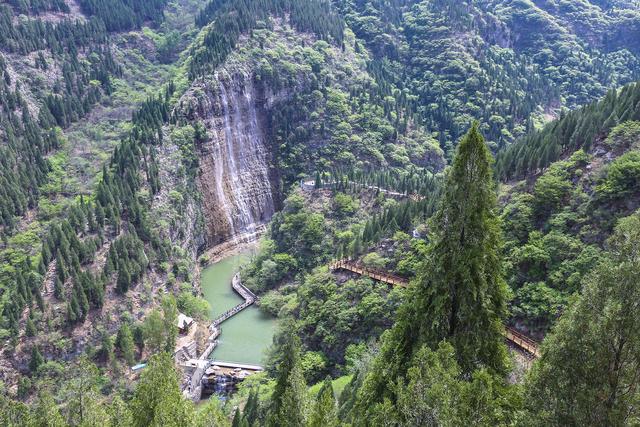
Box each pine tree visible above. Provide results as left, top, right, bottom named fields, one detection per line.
left=25, top=316, right=36, bottom=337
left=67, top=301, right=77, bottom=324
left=243, top=390, right=259, bottom=426
left=143, top=310, right=165, bottom=355
left=108, top=396, right=134, bottom=427
left=95, top=203, right=105, bottom=228
left=64, top=358, right=110, bottom=426
left=232, top=407, right=248, bottom=427
left=116, top=323, right=136, bottom=365
left=69, top=295, right=81, bottom=324
left=350, top=234, right=362, bottom=258
left=99, top=329, right=114, bottom=362
left=308, top=377, right=337, bottom=427
left=413, top=122, right=508, bottom=373
left=161, top=296, right=178, bottom=353
left=392, top=342, right=516, bottom=425
left=117, top=263, right=131, bottom=294
left=267, top=335, right=307, bottom=427
left=133, top=324, right=145, bottom=355
left=56, top=253, right=66, bottom=283
left=76, top=283, right=89, bottom=319
left=524, top=212, right=640, bottom=425
left=29, top=346, right=44, bottom=373
left=194, top=398, right=228, bottom=427
left=31, top=392, right=65, bottom=427
left=33, top=283, right=44, bottom=312
left=87, top=206, right=97, bottom=232
left=129, top=353, right=194, bottom=427
left=355, top=123, right=508, bottom=415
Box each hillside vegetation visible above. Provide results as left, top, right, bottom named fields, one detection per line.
left=0, top=0, right=640, bottom=426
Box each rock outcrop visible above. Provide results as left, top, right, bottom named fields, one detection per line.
left=186, top=69, right=279, bottom=247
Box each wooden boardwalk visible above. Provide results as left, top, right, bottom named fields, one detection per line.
left=505, top=327, right=541, bottom=358
left=330, top=259, right=541, bottom=358
left=301, top=180, right=425, bottom=202
left=330, top=259, right=408, bottom=287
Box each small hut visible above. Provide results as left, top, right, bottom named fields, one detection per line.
left=177, top=313, right=194, bottom=334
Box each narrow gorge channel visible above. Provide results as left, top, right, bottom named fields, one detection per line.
left=186, top=69, right=283, bottom=394
left=200, top=237, right=277, bottom=367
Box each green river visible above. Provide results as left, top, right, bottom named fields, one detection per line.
left=200, top=250, right=277, bottom=366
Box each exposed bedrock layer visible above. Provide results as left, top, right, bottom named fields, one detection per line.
left=192, top=70, right=280, bottom=248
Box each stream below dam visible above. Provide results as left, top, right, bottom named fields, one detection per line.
left=200, top=250, right=277, bottom=366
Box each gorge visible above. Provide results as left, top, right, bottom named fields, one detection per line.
left=2, top=0, right=640, bottom=423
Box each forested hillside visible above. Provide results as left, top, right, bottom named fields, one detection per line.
left=0, top=0, right=202, bottom=392
left=499, top=83, right=640, bottom=334
left=1, top=0, right=640, bottom=426
left=337, top=0, right=640, bottom=153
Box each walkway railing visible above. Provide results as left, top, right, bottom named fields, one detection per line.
left=185, top=273, right=258, bottom=401
left=329, top=258, right=541, bottom=358
left=211, top=273, right=256, bottom=328
left=301, top=179, right=425, bottom=202
left=505, top=327, right=541, bottom=358
left=330, top=259, right=409, bottom=287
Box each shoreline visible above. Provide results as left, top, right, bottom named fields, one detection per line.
left=202, top=226, right=266, bottom=266
left=191, top=226, right=266, bottom=298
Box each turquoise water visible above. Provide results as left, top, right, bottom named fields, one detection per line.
left=200, top=251, right=277, bottom=366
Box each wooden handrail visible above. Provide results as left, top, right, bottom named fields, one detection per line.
left=211, top=274, right=256, bottom=328
left=330, top=259, right=541, bottom=358
left=330, top=260, right=409, bottom=287
left=505, top=327, right=540, bottom=358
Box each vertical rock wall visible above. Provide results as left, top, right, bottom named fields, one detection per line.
left=194, top=70, right=278, bottom=247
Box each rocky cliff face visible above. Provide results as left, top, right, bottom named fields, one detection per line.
left=187, top=69, right=279, bottom=247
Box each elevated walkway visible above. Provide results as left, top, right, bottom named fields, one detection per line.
left=505, top=327, right=541, bottom=358
left=330, top=259, right=408, bottom=287
left=183, top=272, right=260, bottom=401
left=329, top=258, right=541, bottom=358
left=211, top=273, right=256, bottom=328
left=209, top=360, right=264, bottom=371
left=301, top=179, right=425, bottom=202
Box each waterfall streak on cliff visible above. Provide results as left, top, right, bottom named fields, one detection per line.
left=197, top=71, right=276, bottom=246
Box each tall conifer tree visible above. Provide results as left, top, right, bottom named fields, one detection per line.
left=243, top=390, right=259, bottom=426
left=355, top=123, right=508, bottom=418
left=524, top=212, right=640, bottom=425
left=412, top=121, right=508, bottom=373
left=267, top=335, right=307, bottom=427
left=308, top=377, right=338, bottom=427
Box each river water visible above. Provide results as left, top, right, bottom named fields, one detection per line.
left=200, top=250, right=277, bottom=366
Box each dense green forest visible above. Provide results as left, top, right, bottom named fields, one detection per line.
left=1, top=0, right=640, bottom=425
left=336, top=0, right=640, bottom=153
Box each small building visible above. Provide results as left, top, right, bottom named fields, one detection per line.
left=177, top=313, right=194, bottom=334
left=131, top=363, right=147, bottom=372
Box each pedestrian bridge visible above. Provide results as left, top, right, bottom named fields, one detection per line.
left=330, top=258, right=541, bottom=359
left=183, top=272, right=260, bottom=401
left=330, top=259, right=408, bottom=287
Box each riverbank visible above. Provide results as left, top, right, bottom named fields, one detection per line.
left=202, top=228, right=266, bottom=265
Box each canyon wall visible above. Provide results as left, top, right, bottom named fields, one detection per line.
left=185, top=69, right=280, bottom=248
